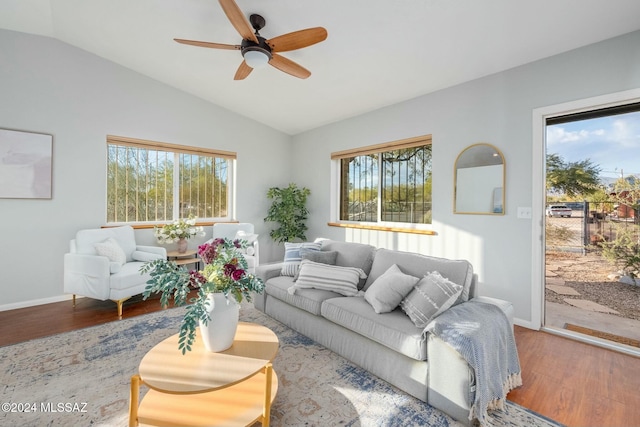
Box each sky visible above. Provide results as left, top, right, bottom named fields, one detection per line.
left=546, top=110, right=640, bottom=183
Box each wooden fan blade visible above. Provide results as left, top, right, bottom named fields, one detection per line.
left=234, top=60, right=253, bottom=80
left=218, top=0, right=258, bottom=43
left=267, top=27, right=328, bottom=52
left=269, top=53, right=311, bottom=79
left=174, top=38, right=240, bottom=50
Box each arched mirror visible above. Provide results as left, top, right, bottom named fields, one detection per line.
left=454, top=143, right=505, bottom=214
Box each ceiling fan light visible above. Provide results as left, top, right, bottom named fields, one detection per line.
left=244, top=49, right=270, bottom=68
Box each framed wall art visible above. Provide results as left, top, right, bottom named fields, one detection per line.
left=0, top=128, right=53, bottom=199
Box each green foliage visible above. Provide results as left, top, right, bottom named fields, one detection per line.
left=546, top=153, right=601, bottom=198
left=139, top=260, right=207, bottom=354
left=264, top=183, right=311, bottom=243
left=599, top=224, right=640, bottom=279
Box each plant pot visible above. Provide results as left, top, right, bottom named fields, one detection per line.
left=177, top=238, right=188, bottom=253
left=199, top=293, right=240, bottom=352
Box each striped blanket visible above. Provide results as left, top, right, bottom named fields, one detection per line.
left=425, top=300, right=522, bottom=426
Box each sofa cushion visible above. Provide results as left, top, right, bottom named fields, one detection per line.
left=281, top=242, right=323, bottom=276
left=364, top=264, right=419, bottom=314
left=320, top=240, right=376, bottom=289
left=109, top=262, right=122, bottom=274
left=109, top=262, right=150, bottom=291
left=265, top=275, right=342, bottom=316
left=289, top=260, right=366, bottom=297
left=363, top=248, right=473, bottom=304
left=321, top=296, right=427, bottom=361
left=400, top=271, right=463, bottom=328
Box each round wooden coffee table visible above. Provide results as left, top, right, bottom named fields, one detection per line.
left=129, top=322, right=279, bottom=427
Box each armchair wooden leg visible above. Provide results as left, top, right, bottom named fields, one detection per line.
left=72, top=294, right=76, bottom=307
left=113, top=297, right=131, bottom=318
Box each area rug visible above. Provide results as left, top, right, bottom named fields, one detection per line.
left=0, top=304, right=563, bottom=427
left=564, top=323, right=640, bottom=348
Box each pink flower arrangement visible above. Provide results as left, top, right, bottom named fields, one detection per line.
left=189, top=237, right=263, bottom=302
left=141, top=236, right=264, bottom=353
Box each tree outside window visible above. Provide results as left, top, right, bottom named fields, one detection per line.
left=336, top=137, right=432, bottom=225
left=106, top=136, right=233, bottom=223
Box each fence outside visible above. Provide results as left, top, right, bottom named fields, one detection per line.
left=546, top=201, right=640, bottom=253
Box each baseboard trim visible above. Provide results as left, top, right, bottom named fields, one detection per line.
left=0, top=294, right=76, bottom=312
left=514, top=317, right=536, bottom=330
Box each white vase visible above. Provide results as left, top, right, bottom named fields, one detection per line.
left=199, top=293, right=240, bottom=352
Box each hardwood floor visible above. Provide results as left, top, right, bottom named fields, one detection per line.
left=1, top=297, right=639, bottom=427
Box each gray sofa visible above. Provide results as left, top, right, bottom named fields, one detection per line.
left=254, top=239, right=514, bottom=425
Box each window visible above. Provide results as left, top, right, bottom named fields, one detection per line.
left=332, top=135, right=432, bottom=226
left=106, top=135, right=235, bottom=223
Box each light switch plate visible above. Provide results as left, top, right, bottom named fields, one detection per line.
left=517, top=207, right=532, bottom=219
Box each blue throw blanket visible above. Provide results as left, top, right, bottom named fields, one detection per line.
left=425, top=300, right=522, bottom=426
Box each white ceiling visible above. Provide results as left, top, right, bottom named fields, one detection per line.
left=2, top=0, right=640, bottom=135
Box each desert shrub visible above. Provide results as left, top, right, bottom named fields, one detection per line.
left=600, top=223, right=640, bottom=279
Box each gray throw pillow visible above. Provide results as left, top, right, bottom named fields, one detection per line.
left=301, top=249, right=338, bottom=265
left=364, top=264, right=419, bottom=314
left=293, top=249, right=338, bottom=281
left=400, top=271, right=463, bottom=328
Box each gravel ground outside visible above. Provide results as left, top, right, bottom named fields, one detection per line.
left=546, top=250, right=640, bottom=321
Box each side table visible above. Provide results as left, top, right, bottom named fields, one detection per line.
left=166, top=249, right=200, bottom=270
left=129, top=322, right=279, bottom=427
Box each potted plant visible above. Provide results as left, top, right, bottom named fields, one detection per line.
left=140, top=237, right=265, bottom=354
left=154, top=215, right=205, bottom=253
left=264, top=183, right=311, bottom=243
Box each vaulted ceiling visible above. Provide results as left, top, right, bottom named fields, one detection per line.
left=2, top=0, right=640, bottom=135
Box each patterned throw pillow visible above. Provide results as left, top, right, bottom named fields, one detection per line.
left=400, top=271, right=463, bottom=328
left=288, top=259, right=367, bottom=297
left=281, top=242, right=322, bottom=276
left=364, top=264, right=420, bottom=314
left=94, top=237, right=126, bottom=266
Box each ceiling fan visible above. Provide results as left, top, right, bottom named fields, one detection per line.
left=174, top=0, right=328, bottom=80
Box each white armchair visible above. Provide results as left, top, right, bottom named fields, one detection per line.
left=63, top=225, right=166, bottom=316
left=211, top=223, right=259, bottom=273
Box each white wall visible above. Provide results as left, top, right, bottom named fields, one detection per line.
left=291, top=30, right=640, bottom=327
left=0, top=29, right=292, bottom=309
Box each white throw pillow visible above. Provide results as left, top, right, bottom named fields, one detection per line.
left=400, top=271, right=463, bottom=328
left=364, top=264, right=419, bottom=314
left=94, top=237, right=126, bottom=266
left=288, top=259, right=366, bottom=297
